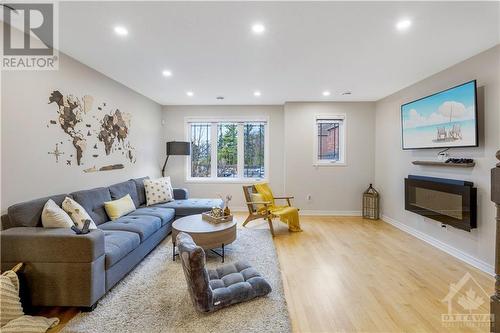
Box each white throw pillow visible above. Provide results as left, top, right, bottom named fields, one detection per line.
left=41, top=199, right=74, bottom=228
left=62, top=197, right=97, bottom=230
left=144, top=177, right=174, bottom=206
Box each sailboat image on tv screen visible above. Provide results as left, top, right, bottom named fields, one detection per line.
left=434, top=103, right=463, bottom=143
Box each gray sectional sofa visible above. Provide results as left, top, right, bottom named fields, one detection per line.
left=0, top=177, right=223, bottom=310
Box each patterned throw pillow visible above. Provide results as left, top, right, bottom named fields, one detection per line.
left=62, top=197, right=97, bottom=229
left=41, top=199, right=74, bottom=228
left=0, top=271, right=24, bottom=326
left=0, top=270, right=60, bottom=331
left=144, top=177, right=174, bottom=206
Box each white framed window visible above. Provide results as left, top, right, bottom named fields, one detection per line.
left=186, top=117, right=269, bottom=182
left=313, top=115, right=346, bottom=166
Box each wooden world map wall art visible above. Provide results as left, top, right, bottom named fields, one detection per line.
left=47, top=90, right=136, bottom=172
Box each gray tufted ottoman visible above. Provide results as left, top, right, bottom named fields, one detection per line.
left=176, top=232, right=272, bottom=312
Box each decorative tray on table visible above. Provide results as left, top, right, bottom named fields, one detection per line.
left=201, top=212, right=233, bottom=224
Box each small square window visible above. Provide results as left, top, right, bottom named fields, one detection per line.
left=314, top=116, right=346, bottom=165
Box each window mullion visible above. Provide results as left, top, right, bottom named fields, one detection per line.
left=210, top=123, right=218, bottom=179
left=237, top=123, right=244, bottom=179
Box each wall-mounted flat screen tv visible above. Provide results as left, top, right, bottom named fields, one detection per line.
left=401, top=80, right=478, bottom=150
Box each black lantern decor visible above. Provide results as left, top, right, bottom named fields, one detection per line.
left=363, top=184, right=379, bottom=220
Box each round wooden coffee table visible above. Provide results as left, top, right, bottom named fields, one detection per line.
left=172, top=214, right=237, bottom=262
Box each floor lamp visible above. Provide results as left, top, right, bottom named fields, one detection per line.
left=162, top=141, right=191, bottom=177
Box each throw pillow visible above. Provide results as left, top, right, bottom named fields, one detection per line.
left=62, top=197, right=97, bottom=230
left=104, top=194, right=136, bottom=221
left=144, top=177, right=174, bottom=206
left=163, top=176, right=174, bottom=200
left=0, top=271, right=24, bottom=326
left=1, top=315, right=59, bottom=333
left=41, top=199, right=74, bottom=228
left=0, top=270, right=59, bottom=332
left=250, top=193, right=266, bottom=212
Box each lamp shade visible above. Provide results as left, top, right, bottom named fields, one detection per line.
left=166, top=141, right=191, bottom=156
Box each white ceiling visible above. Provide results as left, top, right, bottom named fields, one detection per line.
left=58, top=1, right=499, bottom=105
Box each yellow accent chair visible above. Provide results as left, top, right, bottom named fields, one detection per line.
left=242, top=183, right=302, bottom=236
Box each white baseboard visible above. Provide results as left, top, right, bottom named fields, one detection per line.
left=382, top=214, right=494, bottom=276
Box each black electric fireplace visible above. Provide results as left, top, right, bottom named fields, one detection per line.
left=405, top=175, right=477, bottom=231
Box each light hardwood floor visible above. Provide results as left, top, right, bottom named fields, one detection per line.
left=38, top=214, right=493, bottom=333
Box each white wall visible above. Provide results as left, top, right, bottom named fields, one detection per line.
left=375, top=45, right=500, bottom=272
left=162, top=105, right=284, bottom=208
left=283, top=102, right=376, bottom=214
left=1, top=52, right=163, bottom=211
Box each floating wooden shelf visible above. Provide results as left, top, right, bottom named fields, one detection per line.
left=412, top=160, right=475, bottom=168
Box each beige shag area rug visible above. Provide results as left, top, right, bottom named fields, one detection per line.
left=61, top=227, right=291, bottom=333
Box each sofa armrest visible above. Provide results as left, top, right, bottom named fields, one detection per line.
left=173, top=188, right=189, bottom=200
left=1, top=227, right=105, bottom=263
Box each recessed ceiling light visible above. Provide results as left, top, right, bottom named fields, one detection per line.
left=162, top=70, right=172, bottom=77
left=251, top=23, right=266, bottom=34
left=254, top=91, right=261, bottom=97
left=186, top=91, right=194, bottom=97
left=322, top=91, right=331, bottom=96
left=396, top=19, right=412, bottom=31
left=114, top=26, right=128, bottom=36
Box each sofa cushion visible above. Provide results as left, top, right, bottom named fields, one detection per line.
left=128, top=207, right=175, bottom=226
left=98, top=215, right=161, bottom=242
left=103, top=230, right=140, bottom=269
left=71, top=187, right=111, bottom=225
left=109, top=180, right=140, bottom=208
left=176, top=232, right=272, bottom=313
left=208, top=261, right=272, bottom=310
left=130, top=177, right=149, bottom=207
left=7, top=194, right=68, bottom=228
left=155, top=199, right=223, bottom=216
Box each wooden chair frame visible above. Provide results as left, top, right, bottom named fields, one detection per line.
left=242, top=185, right=295, bottom=237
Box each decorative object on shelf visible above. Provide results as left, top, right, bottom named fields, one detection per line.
left=412, top=160, right=475, bottom=168
left=161, top=141, right=191, bottom=177
left=211, top=207, right=223, bottom=218
left=445, top=158, right=474, bottom=164
left=220, top=194, right=232, bottom=216
left=362, top=184, right=379, bottom=220
left=201, top=212, right=233, bottom=224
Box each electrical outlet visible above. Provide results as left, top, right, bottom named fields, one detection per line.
left=306, top=194, right=312, bottom=201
